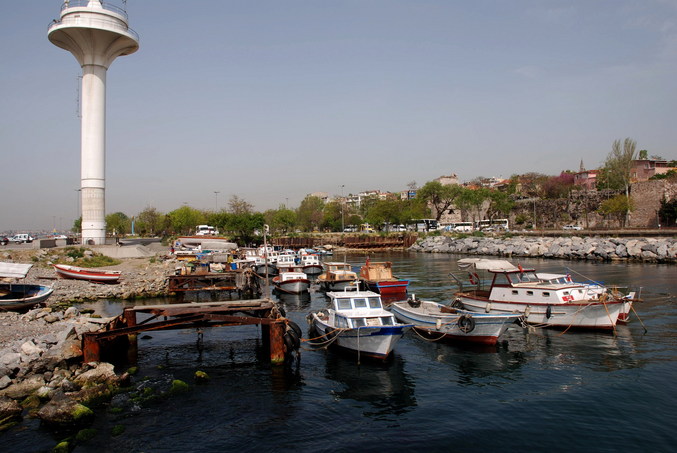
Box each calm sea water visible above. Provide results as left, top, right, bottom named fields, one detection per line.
left=5, top=252, right=676, bottom=452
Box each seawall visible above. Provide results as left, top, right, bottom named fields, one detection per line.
left=409, top=235, right=677, bottom=263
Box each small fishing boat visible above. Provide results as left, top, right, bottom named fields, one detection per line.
left=389, top=296, right=522, bottom=345
left=359, top=259, right=409, bottom=296
left=317, top=262, right=359, bottom=291
left=451, top=258, right=637, bottom=330
left=54, top=264, right=122, bottom=283
left=0, top=262, right=53, bottom=312
left=273, top=268, right=310, bottom=294
left=307, top=288, right=412, bottom=359
left=299, top=254, right=323, bottom=275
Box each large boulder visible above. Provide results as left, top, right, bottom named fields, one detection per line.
left=37, top=391, right=94, bottom=427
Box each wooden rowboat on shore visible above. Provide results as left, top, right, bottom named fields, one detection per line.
left=54, top=264, right=122, bottom=283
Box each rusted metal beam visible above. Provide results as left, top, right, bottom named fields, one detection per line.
left=269, top=320, right=286, bottom=365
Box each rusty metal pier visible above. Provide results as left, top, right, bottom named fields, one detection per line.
left=82, top=299, right=296, bottom=365
left=167, top=268, right=261, bottom=299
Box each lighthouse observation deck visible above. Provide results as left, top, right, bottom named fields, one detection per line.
left=48, top=0, right=139, bottom=46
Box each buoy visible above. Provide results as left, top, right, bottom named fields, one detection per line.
left=436, top=319, right=442, bottom=330
left=525, top=306, right=531, bottom=317
left=485, top=303, right=492, bottom=313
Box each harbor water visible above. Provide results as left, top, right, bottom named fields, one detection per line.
left=6, top=252, right=676, bottom=452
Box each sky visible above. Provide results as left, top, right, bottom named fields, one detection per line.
left=1, top=0, right=676, bottom=232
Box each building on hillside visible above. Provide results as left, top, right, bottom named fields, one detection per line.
left=630, top=159, right=676, bottom=182
left=308, top=192, right=329, bottom=203
left=574, top=169, right=599, bottom=190
left=435, top=173, right=459, bottom=186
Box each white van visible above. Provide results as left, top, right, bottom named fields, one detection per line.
left=10, top=233, right=34, bottom=243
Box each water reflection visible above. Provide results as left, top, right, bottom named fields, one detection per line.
left=324, top=354, right=417, bottom=419
left=274, top=290, right=312, bottom=309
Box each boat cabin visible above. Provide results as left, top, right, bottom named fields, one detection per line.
left=276, top=254, right=297, bottom=268
left=326, top=290, right=398, bottom=328
left=488, top=268, right=595, bottom=303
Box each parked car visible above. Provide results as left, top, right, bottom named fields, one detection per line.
left=9, top=233, right=34, bottom=243
left=0, top=236, right=8, bottom=246
left=563, top=225, right=583, bottom=230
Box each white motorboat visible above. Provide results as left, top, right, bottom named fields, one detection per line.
left=307, top=288, right=412, bottom=359
left=452, top=258, right=637, bottom=330
left=390, top=296, right=522, bottom=345
left=299, top=254, right=323, bottom=275
left=273, top=269, right=310, bottom=294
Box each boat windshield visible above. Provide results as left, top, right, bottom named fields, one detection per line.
left=351, top=316, right=391, bottom=328
left=353, top=298, right=368, bottom=308
left=336, top=298, right=352, bottom=310
left=509, top=271, right=540, bottom=283
left=368, top=297, right=382, bottom=308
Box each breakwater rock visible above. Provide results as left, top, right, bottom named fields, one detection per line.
left=0, top=307, right=127, bottom=431
left=410, top=235, right=677, bottom=263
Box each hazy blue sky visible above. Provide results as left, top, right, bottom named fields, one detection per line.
left=2, top=0, right=676, bottom=232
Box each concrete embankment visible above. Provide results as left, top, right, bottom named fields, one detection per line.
left=409, top=235, right=677, bottom=263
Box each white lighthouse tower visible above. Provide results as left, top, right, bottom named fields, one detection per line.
left=48, top=1, right=139, bottom=245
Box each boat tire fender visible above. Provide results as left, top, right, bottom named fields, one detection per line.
left=287, top=320, right=303, bottom=339
left=284, top=330, right=300, bottom=351
left=457, top=314, right=476, bottom=333
left=546, top=305, right=552, bottom=319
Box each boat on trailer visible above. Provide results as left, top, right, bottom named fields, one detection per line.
left=389, top=296, right=522, bottom=345
left=54, top=264, right=122, bottom=283
left=451, top=258, right=637, bottom=330
left=0, top=262, right=53, bottom=312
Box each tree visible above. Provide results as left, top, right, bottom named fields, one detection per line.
left=106, top=212, right=130, bottom=235
left=228, top=195, right=253, bottom=215
left=600, top=137, right=636, bottom=224
left=485, top=190, right=514, bottom=222
left=297, top=196, right=325, bottom=231
left=265, top=207, right=297, bottom=234
left=416, top=181, right=463, bottom=221
left=72, top=217, right=81, bottom=233
left=169, top=205, right=205, bottom=235
left=658, top=196, right=677, bottom=227
left=455, top=186, right=488, bottom=224
left=543, top=172, right=575, bottom=199
left=135, top=206, right=164, bottom=236
left=598, top=194, right=635, bottom=227
left=226, top=212, right=264, bottom=244
left=321, top=202, right=343, bottom=232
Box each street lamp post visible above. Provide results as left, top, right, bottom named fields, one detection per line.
left=341, top=185, right=345, bottom=232
left=214, top=191, right=220, bottom=211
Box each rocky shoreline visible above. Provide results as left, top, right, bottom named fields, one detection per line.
left=409, top=234, right=677, bottom=262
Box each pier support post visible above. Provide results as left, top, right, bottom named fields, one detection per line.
left=269, top=321, right=286, bottom=365
left=83, top=333, right=101, bottom=363
left=123, top=308, right=138, bottom=364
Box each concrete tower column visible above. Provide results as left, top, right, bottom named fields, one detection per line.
left=48, top=0, right=139, bottom=245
